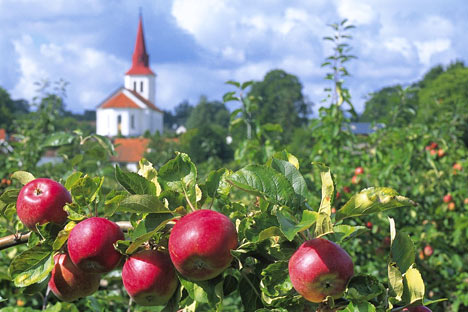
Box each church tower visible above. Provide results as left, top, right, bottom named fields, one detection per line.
left=124, top=15, right=156, bottom=104
left=96, top=14, right=163, bottom=138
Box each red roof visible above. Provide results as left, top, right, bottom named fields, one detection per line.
left=101, top=91, right=141, bottom=109
left=99, top=89, right=162, bottom=112
left=125, top=16, right=155, bottom=76
left=0, top=129, right=6, bottom=141
left=112, top=138, right=150, bottom=163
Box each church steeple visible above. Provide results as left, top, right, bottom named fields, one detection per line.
left=124, top=13, right=156, bottom=104
left=125, top=15, right=154, bottom=75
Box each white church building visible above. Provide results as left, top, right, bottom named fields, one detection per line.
left=96, top=16, right=163, bottom=137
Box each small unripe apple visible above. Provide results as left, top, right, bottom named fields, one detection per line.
left=448, top=202, right=455, bottom=211
left=169, top=209, right=238, bottom=281
left=383, top=236, right=391, bottom=247
left=425, top=145, right=431, bottom=151
left=402, top=306, right=432, bottom=312
left=122, top=250, right=178, bottom=306
left=343, top=186, right=351, bottom=194
left=437, top=149, right=445, bottom=158
left=49, top=253, right=101, bottom=302
left=68, top=217, right=124, bottom=273
left=366, top=221, right=373, bottom=229
left=430, top=149, right=437, bottom=156
left=331, top=207, right=337, bottom=214
left=16, top=178, right=71, bottom=230
left=464, top=198, right=468, bottom=205
left=423, top=245, right=433, bottom=257
left=453, top=163, right=462, bottom=171
left=288, top=238, right=354, bottom=303
left=351, top=175, right=359, bottom=184
left=418, top=250, right=425, bottom=260
left=335, top=191, right=340, bottom=199
left=443, top=194, right=453, bottom=203
left=354, top=167, right=364, bottom=175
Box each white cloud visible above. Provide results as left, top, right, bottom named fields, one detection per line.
left=384, top=37, right=413, bottom=59
left=336, top=0, right=375, bottom=25
left=414, top=39, right=451, bottom=65
left=11, top=35, right=127, bottom=111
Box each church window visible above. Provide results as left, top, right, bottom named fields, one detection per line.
left=133, top=81, right=136, bottom=91
left=140, top=81, right=144, bottom=92
left=131, top=115, right=135, bottom=129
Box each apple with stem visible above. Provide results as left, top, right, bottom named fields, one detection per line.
left=168, top=209, right=238, bottom=281
left=67, top=217, right=124, bottom=273
left=122, top=249, right=178, bottom=306
left=16, top=178, right=71, bottom=231
left=49, top=252, right=101, bottom=302
left=288, top=238, right=354, bottom=303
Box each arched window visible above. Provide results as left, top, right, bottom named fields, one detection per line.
left=140, top=81, right=144, bottom=92
left=131, top=115, right=135, bottom=129
left=133, top=81, right=136, bottom=91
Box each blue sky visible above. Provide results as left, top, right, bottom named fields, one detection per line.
left=1, top=0, right=467, bottom=115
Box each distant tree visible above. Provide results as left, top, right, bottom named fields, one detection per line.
left=248, top=69, right=312, bottom=142
left=163, top=100, right=194, bottom=130
left=0, top=87, right=29, bottom=131
left=186, top=96, right=230, bottom=130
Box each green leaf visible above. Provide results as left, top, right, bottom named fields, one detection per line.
left=228, top=165, right=296, bottom=206
left=52, top=221, right=76, bottom=251
left=270, top=158, right=307, bottom=206
left=63, top=204, right=86, bottom=221
left=179, top=275, right=223, bottom=308
left=256, top=226, right=284, bottom=243
left=9, top=245, right=54, bottom=287
left=335, top=187, right=416, bottom=221
left=272, top=150, right=299, bottom=169
left=332, top=225, right=367, bottom=242
left=402, top=266, right=425, bottom=305
left=223, top=91, right=239, bottom=103
left=388, top=262, right=404, bottom=300
left=203, top=168, right=231, bottom=198
left=0, top=189, right=19, bottom=205
left=314, top=212, right=333, bottom=237
left=40, top=131, right=75, bottom=147
left=277, top=209, right=317, bottom=241
left=118, top=195, right=169, bottom=214
left=225, top=80, right=241, bottom=88
left=346, top=275, right=384, bottom=302
left=158, top=153, right=197, bottom=206
left=11, top=171, right=35, bottom=185
left=342, top=302, right=376, bottom=312
left=125, top=213, right=173, bottom=254
left=313, top=162, right=335, bottom=216
left=137, top=159, right=162, bottom=196
left=241, top=81, right=254, bottom=90
left=115, top=165, right=156, bottom=196
left=64, top=172, right=82, bottom=190
left=260, top=261, right=293, bottom=298
left=391, top=232, right=415, bottom=274
left=70, top=175, right=103, bottom=207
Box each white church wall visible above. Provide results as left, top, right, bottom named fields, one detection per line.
left=124, top=74, right=155, bottom=104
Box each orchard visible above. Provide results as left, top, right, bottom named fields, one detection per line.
left=1, top=19, right=467, bottom=312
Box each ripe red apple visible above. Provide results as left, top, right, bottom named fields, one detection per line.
left=16, top=178, right=71, bottom=230
left=68, top=217, right=124, bottom=273
left=448, top=202, right=455, bottom=211
left=429, top=142, right=438, bottom=150
left=443, top=194, right=453, bottom=203
left=354, top=167, right=364, bottom=175
left=288, top=238, right=354, bottom=303
left=366, top=221, right=373, bottom=229
left=168, top=209, right=238, bottom=281
left=423, top=245, right=433, bottom=257
left=335, top=191, right=340, bottom=199
left=49, top=252, right=101, bottom=302
left=343, top=186, right=351, bottom=194
left=437, top=149, right=445, bottom=158
left=122, top=250, right=178, bottom=306
left=351, top=175, right=359, bottom=184
left=402, top=306, right=432, bottom=312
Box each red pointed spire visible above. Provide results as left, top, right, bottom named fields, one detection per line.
left=126, top=15, right=155, bottom=75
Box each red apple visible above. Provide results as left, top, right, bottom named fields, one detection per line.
left=168, top=209, right=238, bottom=281
left=16, top=178, right=71, bottom=230
left=122, top=250, right=178, bottom=306
left=343, top=186, right=351, bottom=194
left=351, top=175, right=359, bottom=184
left=49, top=252, right=101, bottom=302
left=335, top=191, right=340, bottom=199
left=366, top=222, right=373, bottom=229
left=331, top=207, right=337, bottom=214
left=430, top=149, right=437, bottom=156
left=437, top=149, right=445, bottom=158
left=383, top=236, right=391, bottom=247
left=423, top=245, right=433, bottom=257
left=288, top=238, right=354, bottom=303
left=443, top=194, right=453, bottom=203
left=402, top=306, right=432, bottom=312
left=464, top=198, right=468, bottom=205
left=429, top=142, right=438, bottom=150
left=448, top=202, right=455, bottom=211
left=67, top=217, right=124, bottom=273
left=354, top=167, right=364, bottom=175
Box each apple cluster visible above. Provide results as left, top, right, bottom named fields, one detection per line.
left=15, top=178, right=239, bottom=306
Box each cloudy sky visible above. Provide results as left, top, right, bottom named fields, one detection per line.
left=0, top=0, right=467, bottom=115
